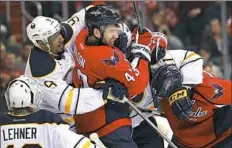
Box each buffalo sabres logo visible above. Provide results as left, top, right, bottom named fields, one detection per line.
left=209, top=82, right=224, bottom=100
left=101, top=50, right=119, bottom=66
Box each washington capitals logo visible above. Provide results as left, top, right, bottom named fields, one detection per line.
left=209, top=82, right=224, bottom=100
left=101, top=51, right=119, bottom=66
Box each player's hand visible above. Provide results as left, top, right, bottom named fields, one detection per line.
left=114, top=32, right=128, bottom=54
left=169, top=86, right=193, bottom=120
left=132, top=27, right=156, bottom=53
left=94, top=79, right=128, bottom=103
left=131, top=27, right=152, bottom=62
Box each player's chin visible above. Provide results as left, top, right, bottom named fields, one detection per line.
left=58, top=44, right=64, bottom=51
left=109, top=40, right=116, bottom=46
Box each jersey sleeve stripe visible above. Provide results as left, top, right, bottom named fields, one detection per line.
left=58, top=85, right=70, bottom=110
left=163, top=59, right=174, bottom=62
left=63, top=116, right=74, bottom=123
left=82, top=139, right=91, bottom=148
left=74, top=136, right=85, bottom=148
left=179, top=58, right=202, bottom=70
left=74, top=87, right=80, bottom=114
left=65, top=88, right=74, bottom=113
left=183, top=52, right=197, bottom=62
left=183, top=51, right=188, bottom=61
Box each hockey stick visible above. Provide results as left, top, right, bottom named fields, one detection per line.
left=123, top=97, right=178, bottom=148
left=131, top=1, right=142, bottom=69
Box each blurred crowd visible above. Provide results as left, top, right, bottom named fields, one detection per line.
left=0, top=1, right=231, bottom=112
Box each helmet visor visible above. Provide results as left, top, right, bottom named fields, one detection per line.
left=48, top=29, right=61, bottom=42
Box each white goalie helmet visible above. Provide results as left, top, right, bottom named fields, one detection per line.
left=5, top=75, right=43, bottom=110
left=26, top=16, right=61, bottom=51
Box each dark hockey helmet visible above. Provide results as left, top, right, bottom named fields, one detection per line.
left=85, top=5, right=121, bottom=33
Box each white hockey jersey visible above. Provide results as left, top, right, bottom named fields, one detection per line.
left=0, top=110, right=98, bottom=148
left=24, top=6, right=105, bottom=130
left=131, top=49, right=203, bottom=127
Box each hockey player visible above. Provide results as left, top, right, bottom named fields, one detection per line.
left=151, top=68, right=232, bottom=148
left=24, top=6, right=109, bottom=131
left=1, top=75, right=98, bottom=148
left=97, top=30, right=204, bottom=148
left=73, top=5, right=156, bottom=148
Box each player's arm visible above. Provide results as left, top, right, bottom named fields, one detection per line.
left=39, top=78, right=105, bottom=115
left=52, top=124, right=98, bottom=148
left=61, top=5, right=93, bottom=54
left=25, top=49, right=105, bottom=116
left=46, top=111, right=99, bottom=148
left=177, top=50, right=203, bottom=85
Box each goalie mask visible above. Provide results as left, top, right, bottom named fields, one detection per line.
left=5, top=75, right=43, bottom=110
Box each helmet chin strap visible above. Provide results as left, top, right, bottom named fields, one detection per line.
left=39, top=43, right=59, bottom=57
left=95, top=26, right=105, bottom=45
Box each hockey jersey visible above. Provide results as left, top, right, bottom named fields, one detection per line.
left=24, top=7, right=105, bottom=131
left=73, top=28, right=150, bottom=96
left=0, top=110, right=96, bottom=148
left=131, top=49, right=203, bottom=128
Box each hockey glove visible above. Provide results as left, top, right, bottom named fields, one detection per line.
left=114, top=32, right=128, bottom=54
left=94, top=79, right=128, bottom=103
left=131, top=27, right=156, bottom=62
left=169, top=86, right=193, bottom=120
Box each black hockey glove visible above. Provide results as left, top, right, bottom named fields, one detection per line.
left=94, top=79, right=128, bottom=103
left=169, top=86, right=193, bottom=120
left=114, top=32, right=128, bottom=54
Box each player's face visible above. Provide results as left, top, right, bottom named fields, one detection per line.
left=49, top=31, right=64, bottom=54
left=102, top=24, right=119, bottom=46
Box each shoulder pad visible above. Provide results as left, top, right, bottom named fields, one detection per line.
left=29, top=47, right=56, bottom=77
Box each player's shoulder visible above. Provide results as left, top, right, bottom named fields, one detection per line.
left=0, top=110, right=66, bottom=126
left=28, top=46, right=56, bottom=77
left=166, top=49, right=202, bottom=64
left=35, top=110, right=66, bottom=124
left=91, top=46, right=119, bottom=58
left=88, top=46, right=122, bottom=67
